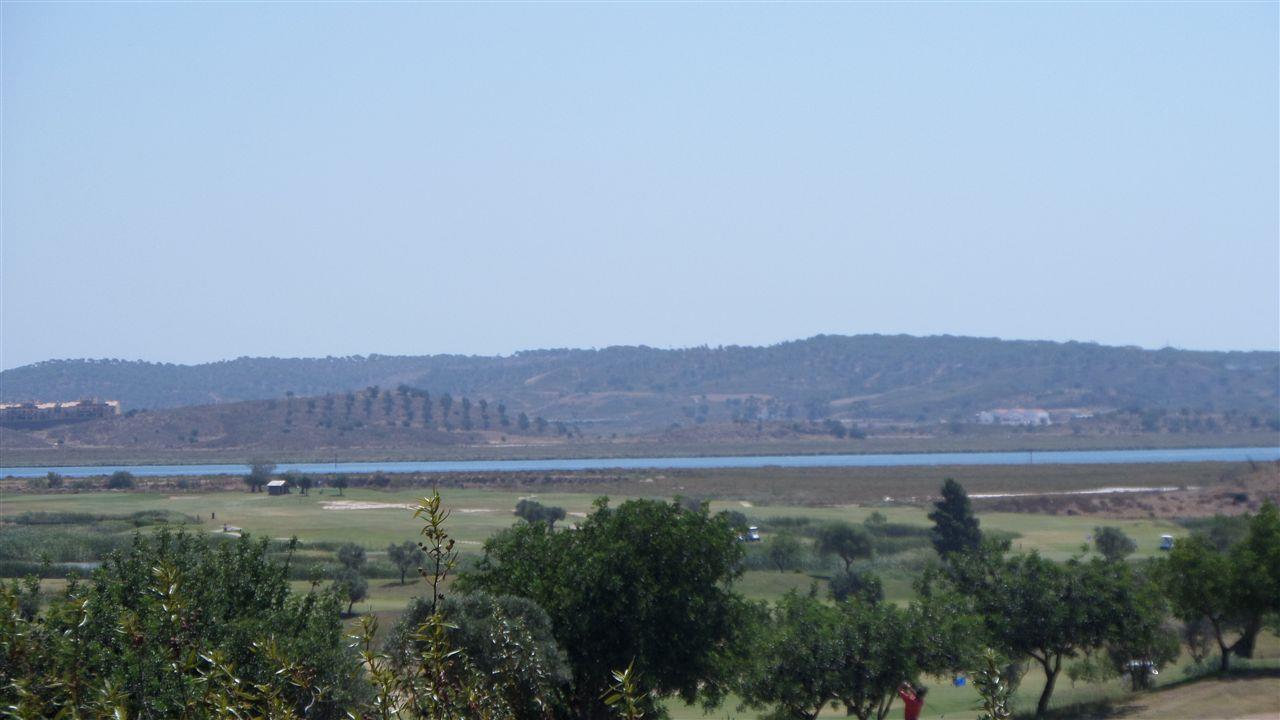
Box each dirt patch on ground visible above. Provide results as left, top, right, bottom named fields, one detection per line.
left=971, top=486, right=1185, bottom=499
left=320, top=501, right=415, bottom=511
left=1076, top=670, right=1280, bottom=719
left=976, top=464, right=1280, bottom=519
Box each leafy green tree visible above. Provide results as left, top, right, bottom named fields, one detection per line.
left=458, top=497, right=748, bottom=719
left=829, top=570, right=883, bottom=604
left=1102, top=572, right=1181, bottom=690
left=720, top=509, right=750, bottom=532
left=332, top=567, right=367, bottom=615
left=815, top=522, right=873, bottom=572
left=106, top=470, right=135, bottom=489
left=46, top=471, right=65, bottom=489
left=514, top=499, right=567, bottom=529
left=245, top=461, right=276, bottom=493
left=1160, top=535, right=1237, bottom=670
left=1190, top=514, right=1249, bottom=551
left=1160, top=502, right=1280, bottom=670
left=928, top=478, right=982, bottom=558
left=1227, top=501, right=1280, bottom=658
left=387, top=540, right=425, bottom=585
left=832, top=600, right=925, bottom=720
left=909, top=579, right=987, bottom=678
left=767, top=533, right=805, bottom=573
left=739, top=591, right=934, bottom=720
left=1093, top=526, right=1137, bottom=562
left=822, top=418, right=847, bottom=438
left=517, top=412, right=530, bottom=431
left=948, top=552, right=1133, bottom=718
left=330, top=474, right=348, bottom=496
left=737, top=591, right=844, bottom=720
left=281, top=471, right=312, bottom=496
left=336, top=543, right=367, bottom=572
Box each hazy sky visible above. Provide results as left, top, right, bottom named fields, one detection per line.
left=2, top=3, right=1277, bottom=369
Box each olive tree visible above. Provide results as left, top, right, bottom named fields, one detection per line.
left=1160, top=502, right=1280, bottom=671
left=332, top=567, right=367, bottom=615
left=387, top=540, right=425, bottom=585
left=513, top=499, right=567, bottom=529
left=336, top=543, right=367, bottom=572
left=815, top=522, right=873, bottom=572
left=767, top=533, right=805, bottom=573
left=1093, top=526, right=1137, bottom=562
left=244, top=461, right=276, bottom=493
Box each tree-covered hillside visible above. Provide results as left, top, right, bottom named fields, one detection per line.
left=2, top=335, right=1276, bottom=424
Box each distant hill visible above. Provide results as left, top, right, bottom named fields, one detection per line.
left=2, top=335, right=1277, bottom=428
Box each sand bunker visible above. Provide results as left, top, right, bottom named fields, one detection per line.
left=970, top=486, right=1188, bottom=500
left=321, top=501, right=415, bottom=511
left=319, top=501, right=496, bottom=513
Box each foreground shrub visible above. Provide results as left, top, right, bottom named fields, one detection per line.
left=0, top=530, right=363, bottom=718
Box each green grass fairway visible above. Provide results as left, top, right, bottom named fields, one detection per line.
left=0, top=488, right=610, bottom=550
left=8, top=483, right=1276, bottom=720
left=3, top=487, right=1186, bottom=560
left=5, top=485, right=1190, bottom=620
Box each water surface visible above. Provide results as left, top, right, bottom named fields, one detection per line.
left=2, top=446, right=1276, bottom=478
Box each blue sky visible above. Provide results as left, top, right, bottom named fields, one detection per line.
left=2, top=2, right=1276, bottom=369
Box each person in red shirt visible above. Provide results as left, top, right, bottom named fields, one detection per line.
left=897, top=681, right=927, bottom=720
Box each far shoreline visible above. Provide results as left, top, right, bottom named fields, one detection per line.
left=2, top=430, right=1276, bottom=470
left=3, top=433, right=1277, bottom=476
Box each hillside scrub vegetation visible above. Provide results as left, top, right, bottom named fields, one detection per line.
left=3, top=337, right=1276, bottom=451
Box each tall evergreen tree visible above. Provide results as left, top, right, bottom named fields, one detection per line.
left=440, top=394, right=454, bottom=430
left=928, top=478, right=982, bottom=558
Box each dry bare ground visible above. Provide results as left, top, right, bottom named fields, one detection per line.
left=1074, top=670, right=1280, bottom=720
left=976, top=463, right=1280, bottom=519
